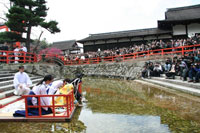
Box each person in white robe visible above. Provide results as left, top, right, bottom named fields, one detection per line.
left=21, top=45, right=27, bottom=53
left=13, top=75, right=54, bottom=116
left=14, top=46, right=20, bottom=63
left=31, top=75, right=54, bottom=112
left=47, top=78, right=71, bottom=95
left=13, top=66, right=32, bottom=95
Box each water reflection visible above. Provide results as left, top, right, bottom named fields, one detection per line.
left=0, top=77, right=200, bottom=133
left=0, top=108, right=86, bottom=133
left=82, top=77, right=200, bottom=133
left=79, top=109, right=170, bottom=133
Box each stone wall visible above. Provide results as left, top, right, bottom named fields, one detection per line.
left=0, top=58, right=165, bottom=80
left=63, top=62, right=144, bottom=80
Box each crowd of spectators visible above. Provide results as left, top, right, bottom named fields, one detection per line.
left=64, top=34, right=200, bottom=61
left=0, top=43, right=28, bottom=63
left=141, top=52, right=200, bottom=83
left=0, top=43, right=9, bottom=63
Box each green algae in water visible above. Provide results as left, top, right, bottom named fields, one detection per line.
left=82, top=77, right=200, bottom=133
left=0, top=77, right=200, bottom=133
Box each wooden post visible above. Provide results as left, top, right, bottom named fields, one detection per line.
left=182, top=47, right=184, bottom=56
left=6, top=51, right=9, bottom=64
left=23, top=52, right=26, bottom=63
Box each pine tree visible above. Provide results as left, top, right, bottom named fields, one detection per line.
left=2, top=0, right=60, bottom=52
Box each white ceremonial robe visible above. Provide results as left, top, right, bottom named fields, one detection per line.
left=14, top=48, right=19, bottom=63
left=22, top=46, right=27, bottom=52
left=13, top=72, right=32, bottom=95
left=47, top=80, right=63, bottom=95
left=32, top=83, right=50, bottom=111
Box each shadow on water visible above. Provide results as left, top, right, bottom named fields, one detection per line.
left=0, top=107, right=87, bottom=133
left=0, top=77, right=200, bottom=133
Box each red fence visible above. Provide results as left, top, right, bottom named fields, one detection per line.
left=0, top=50, right=36, bottom=64
left=0, top=44, right=200, bottom=65
left=62, top=44, right=200, bottom=65
left=23, top=90, right=75, bottom=118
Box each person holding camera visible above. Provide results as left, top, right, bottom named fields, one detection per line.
left=188, top=63, right=200, bottom=83
left=153, top=62, right=163, bottom=77
left=165, top=59, right=171, bottom=72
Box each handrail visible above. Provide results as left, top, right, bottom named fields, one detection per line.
left=22, top=90, right=74, bottom=118
left=62, top=44, right=200, bottom=65
left=0, top=50, right=36, bottom=64
left=0, top=44, right=199, bottom=65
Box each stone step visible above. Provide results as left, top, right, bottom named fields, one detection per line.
left=159, top=74, right=182, bottom=80
left=0, top=76, right=14, bottom=82
left=0, top=78, right=44, bottom=93
left=0, top=82, right=38, bottom=100
left=0, top=78, right=60, bottom=108
left=0, top=74, right=38, bottom=82
left=0, top=73, right=14, bottom=77
left=0, top=71, right=16, bottom=74
left=151, top=77, right=200, bottom=90
left=0, top=90, right=15, bottom=99
left=141, top=78, right=200, bottom=97
left=0, top=96, right=21, bottom=108
left=0, top=76, right=41, bottom=86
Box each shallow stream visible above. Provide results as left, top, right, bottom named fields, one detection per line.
left=0, top=77, right=200, bottom=133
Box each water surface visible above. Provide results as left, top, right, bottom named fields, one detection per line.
left=0, top=77, right=200, bottom=133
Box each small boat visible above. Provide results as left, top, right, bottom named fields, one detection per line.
left=0, top=76, right=83, bottom=122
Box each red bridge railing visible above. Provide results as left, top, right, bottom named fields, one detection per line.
left=0, top=44, right=199, bottom=65
left=22, top=90, right=74, bottom=118
left=62, top=44, right=200, bottom=65
left=0, top=50, right=36, bottom=64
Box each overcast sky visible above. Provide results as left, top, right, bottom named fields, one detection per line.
left=0, top=0, right=200, bottom=43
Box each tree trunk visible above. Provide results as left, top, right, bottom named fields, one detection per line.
left=32, top=31, right=43, bottom=54
left=26, top=25, right=32, bottom=52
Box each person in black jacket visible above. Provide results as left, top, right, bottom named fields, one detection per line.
left=0, top=43, right=9, bottom=63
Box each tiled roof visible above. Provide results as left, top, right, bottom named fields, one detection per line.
left=51, top=40, right=79, bottom=51
left=78, top=28, right=171, bottom=42
left=165, top=4, right=200, bottom=21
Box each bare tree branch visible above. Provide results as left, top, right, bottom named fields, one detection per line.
left=0, top=16, right=7, bottom=22
left=32, top=31, right=44, bottom=53
left=0, top=2, right=9, bottom=10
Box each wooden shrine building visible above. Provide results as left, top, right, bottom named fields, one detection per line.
left=78, top=4, right=200, bottom=52
left=51, top=40, right=82, bottom=55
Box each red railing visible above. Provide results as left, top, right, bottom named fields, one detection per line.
left=22, top=90, right=74, bottom=118
left=0, top=50, right=36, bottom=64
left=0, top=44, right=199, bottom=65
left=62, top=44, right=200, bottom=65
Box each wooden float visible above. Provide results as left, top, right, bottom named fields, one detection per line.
left=0, top=107, right=76, bottom=122
left=0, top=90, right=77, bottom=122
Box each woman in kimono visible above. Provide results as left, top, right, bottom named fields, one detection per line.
left=47, top=78, right=71, bottom=95
left=13, top=75, right=54, bottom=117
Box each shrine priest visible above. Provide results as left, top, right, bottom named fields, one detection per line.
left=13, top=66, right=32, bottom=95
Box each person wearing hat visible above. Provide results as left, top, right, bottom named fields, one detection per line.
left=13, top=66, right=32, bottom=95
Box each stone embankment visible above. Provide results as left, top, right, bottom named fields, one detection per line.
left=0, top=68, right=44, bottom=109
left=0, top=60, right=149, bottom=79
left=1, top=57, right=200, bottom=97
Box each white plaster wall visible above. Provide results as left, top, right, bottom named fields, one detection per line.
left=173, top=25, right=186, bottom=35
left=188, top=23, right=200, bottom=37
left=158, top=34, right=172, bottom=39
